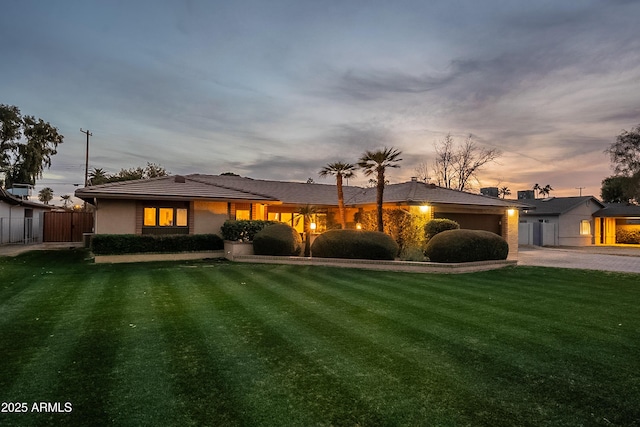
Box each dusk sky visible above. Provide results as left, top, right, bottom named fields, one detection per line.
left=2, top=0, right=639, bottom=203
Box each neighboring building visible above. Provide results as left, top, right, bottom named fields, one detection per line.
left=75, top=174, right=525, bottom=258
left=0, top=188, right=52, bottom=245
left=593, top=203, right=640, bottom=245
left=519, top=196, right=605, bottom=246
left=517, top=190, right=535, bottom=200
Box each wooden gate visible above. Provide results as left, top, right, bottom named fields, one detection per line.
left=43, top=212, right=94, bottom=242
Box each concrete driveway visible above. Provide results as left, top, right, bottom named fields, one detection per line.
left=517, top=246, right=640, bottom=274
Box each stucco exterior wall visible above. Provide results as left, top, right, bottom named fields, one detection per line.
left=193, top=201, right=228, bottom=235
left=95, top=199, right=136, bottom=234
left=557, top=202, right=597, bottom=246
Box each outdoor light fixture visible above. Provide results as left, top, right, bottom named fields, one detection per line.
left=356, top=223, right=362, bottom=230
left=310, top=222, right=317, bottom=231
left=419, top=205, right=430, bottom=213
left=508, top=209, right=515, bottom=216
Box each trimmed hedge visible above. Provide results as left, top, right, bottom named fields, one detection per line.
left=425, top=218, right=460, bottom=240
left=310, top=229, right=399, bottom=260
left=91, top=234, right=224, bottom=255
left=253, top=223, right=302, bottom=256
left=425, top=229, right=508, bottom=263
left=221, top=220, right=277, bottom=242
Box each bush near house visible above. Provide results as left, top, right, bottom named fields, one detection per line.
left=253, top=223, right=303, bottom=256
left=311, top=229, right=399, bottom=260
left=91, top=234, right=223, bottom=255
left=221, top=220, right=277, bottom=242
left=357, top=208, right=429, bottom=257
left=616, top=229, right=640, bottom=244
left=425, top=218, right=460, bottom=241
left=425, top=229, right=508, bottom=263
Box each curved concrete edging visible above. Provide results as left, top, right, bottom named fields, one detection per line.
left=233, top=255, right=517, bottom=274
left=93, top=250, right=225, bottom=264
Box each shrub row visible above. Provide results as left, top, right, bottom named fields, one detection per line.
left=311, top=229, right=399, bottom=260
left=425, top=229, right=508, bottom=263
left=253, top=223, right=302, bottom=256
left=221, top=220, right=277, bottom=242
left=616, top=229, right=640, bottom=244
left=91, top=234, right=223, bottom=255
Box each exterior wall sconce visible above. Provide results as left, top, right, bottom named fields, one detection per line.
left=310, top=222, right=317, bottom=232
left=508, top=209, right=515, bottom=216
left=419, top=205, right=430, bottom=213
left=356, top=223, right=362, bottom=230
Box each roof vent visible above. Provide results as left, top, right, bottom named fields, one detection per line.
left=174, top=175, right=186, bottom=183
left=411, top=176, right=418, bottom=182
left=428, top=183, right=436, bottom=189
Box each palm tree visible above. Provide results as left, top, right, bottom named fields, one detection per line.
left=358, top=147, right=402, bottom=232
left=38, top=187, right=54, bottom=204
left=498, top=186, right=511, bottom=199
left=60, top=194, right=72, bottom=209
left=88, top=167, right=110, bottom=185
left=533, top=183, right=541, bottom=198
left=319, top=161, right=356, bottom=229
left=539, top=184, right=553, bottom=197
left=295, top=205, right=317, bottom=256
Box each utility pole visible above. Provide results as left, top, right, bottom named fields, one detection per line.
left=80, top=129, right=92, bottom=187
left=576, top=187, right=585, bottom=196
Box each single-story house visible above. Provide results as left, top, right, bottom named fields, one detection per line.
left=518, top=196, right=605, bottom=246
left=0, top=188, right=53, bottom=245
left=593, top=203, right=640, bottom=245
left=75, top=174, right=525, bottom=258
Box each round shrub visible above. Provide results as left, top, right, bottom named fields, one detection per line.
left=253, top=223, right=302, bottom=256
left=425, top=218, right=460, bottom=240
left=425, top=229, right=509, bottom=263
left=310, top=229, right=399, bottom=260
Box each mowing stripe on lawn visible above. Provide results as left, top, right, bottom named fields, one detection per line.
left=149, top=268, right=249, bottom=426
left=184, top=266, right=390, bottom=426
left=46, top=271, right=129, bottom=426
left=106, top=272, right=181, bottom=427
left=210, top=266, right=501, bottom=425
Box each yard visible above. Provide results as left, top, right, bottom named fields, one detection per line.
left=1, top=250, right=639, bottom=426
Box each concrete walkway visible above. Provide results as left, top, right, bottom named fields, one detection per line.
left=518, top=246, right=640, bottom=274
left=0, top=242, right=84, bottom=257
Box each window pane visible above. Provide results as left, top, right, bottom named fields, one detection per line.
left=159, top=208, right=174, bottom=226
left=144, top=208, right=157, bottom=226
left=176, top=209, right=188, bottom=226
left=236, top=209, right=250, bottom=220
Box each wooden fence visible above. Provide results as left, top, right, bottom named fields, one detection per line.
left=43, top=212, right=94, bottom=242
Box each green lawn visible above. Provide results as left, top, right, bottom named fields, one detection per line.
left=1, top=250, right=639, bottom=426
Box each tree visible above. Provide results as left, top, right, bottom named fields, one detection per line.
left=534, top=183, right=553, bottom=198
left=295, top=205, right=317, bottom=256
left=89, top=162, right=170, bottom=184
left=498, top=186, right=511, bottom=199
left=88, top=168, right=109, bottom=186
left=358, top=147, right=402, bottom=232
left=539, top=184, right=553, bottom=197
left=0, top=104, right=64, bottom=187
left=432, top=133, right=501, bottom=191
left=60, top=194, right=72, bottom=209
left=319, top=161, right=357, bottom=229
left=601, top=174, right=639, bottom=203
left=605, top=124, right=640, bottom=177
left=38, top=187, right=54, bottom=204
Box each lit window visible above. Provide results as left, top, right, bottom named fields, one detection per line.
left=580, top=220, right=591, bottom=235
left=176, top=209, right=188, bottom=227
left=144, top=208, right=157, bottom=226
left=235, top=209, right=251, bottom=220
left=159, top=208, right=174, bottom=226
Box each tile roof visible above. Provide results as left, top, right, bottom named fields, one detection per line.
left=75, top=174, right=523, bottom=209
left=594, top=203, right=640, bottom=217
left=520, top=196, right=604, bottom=216
left=0, top=188, right=54, bottom=209
left=348, top=180, right=526, bottom=208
